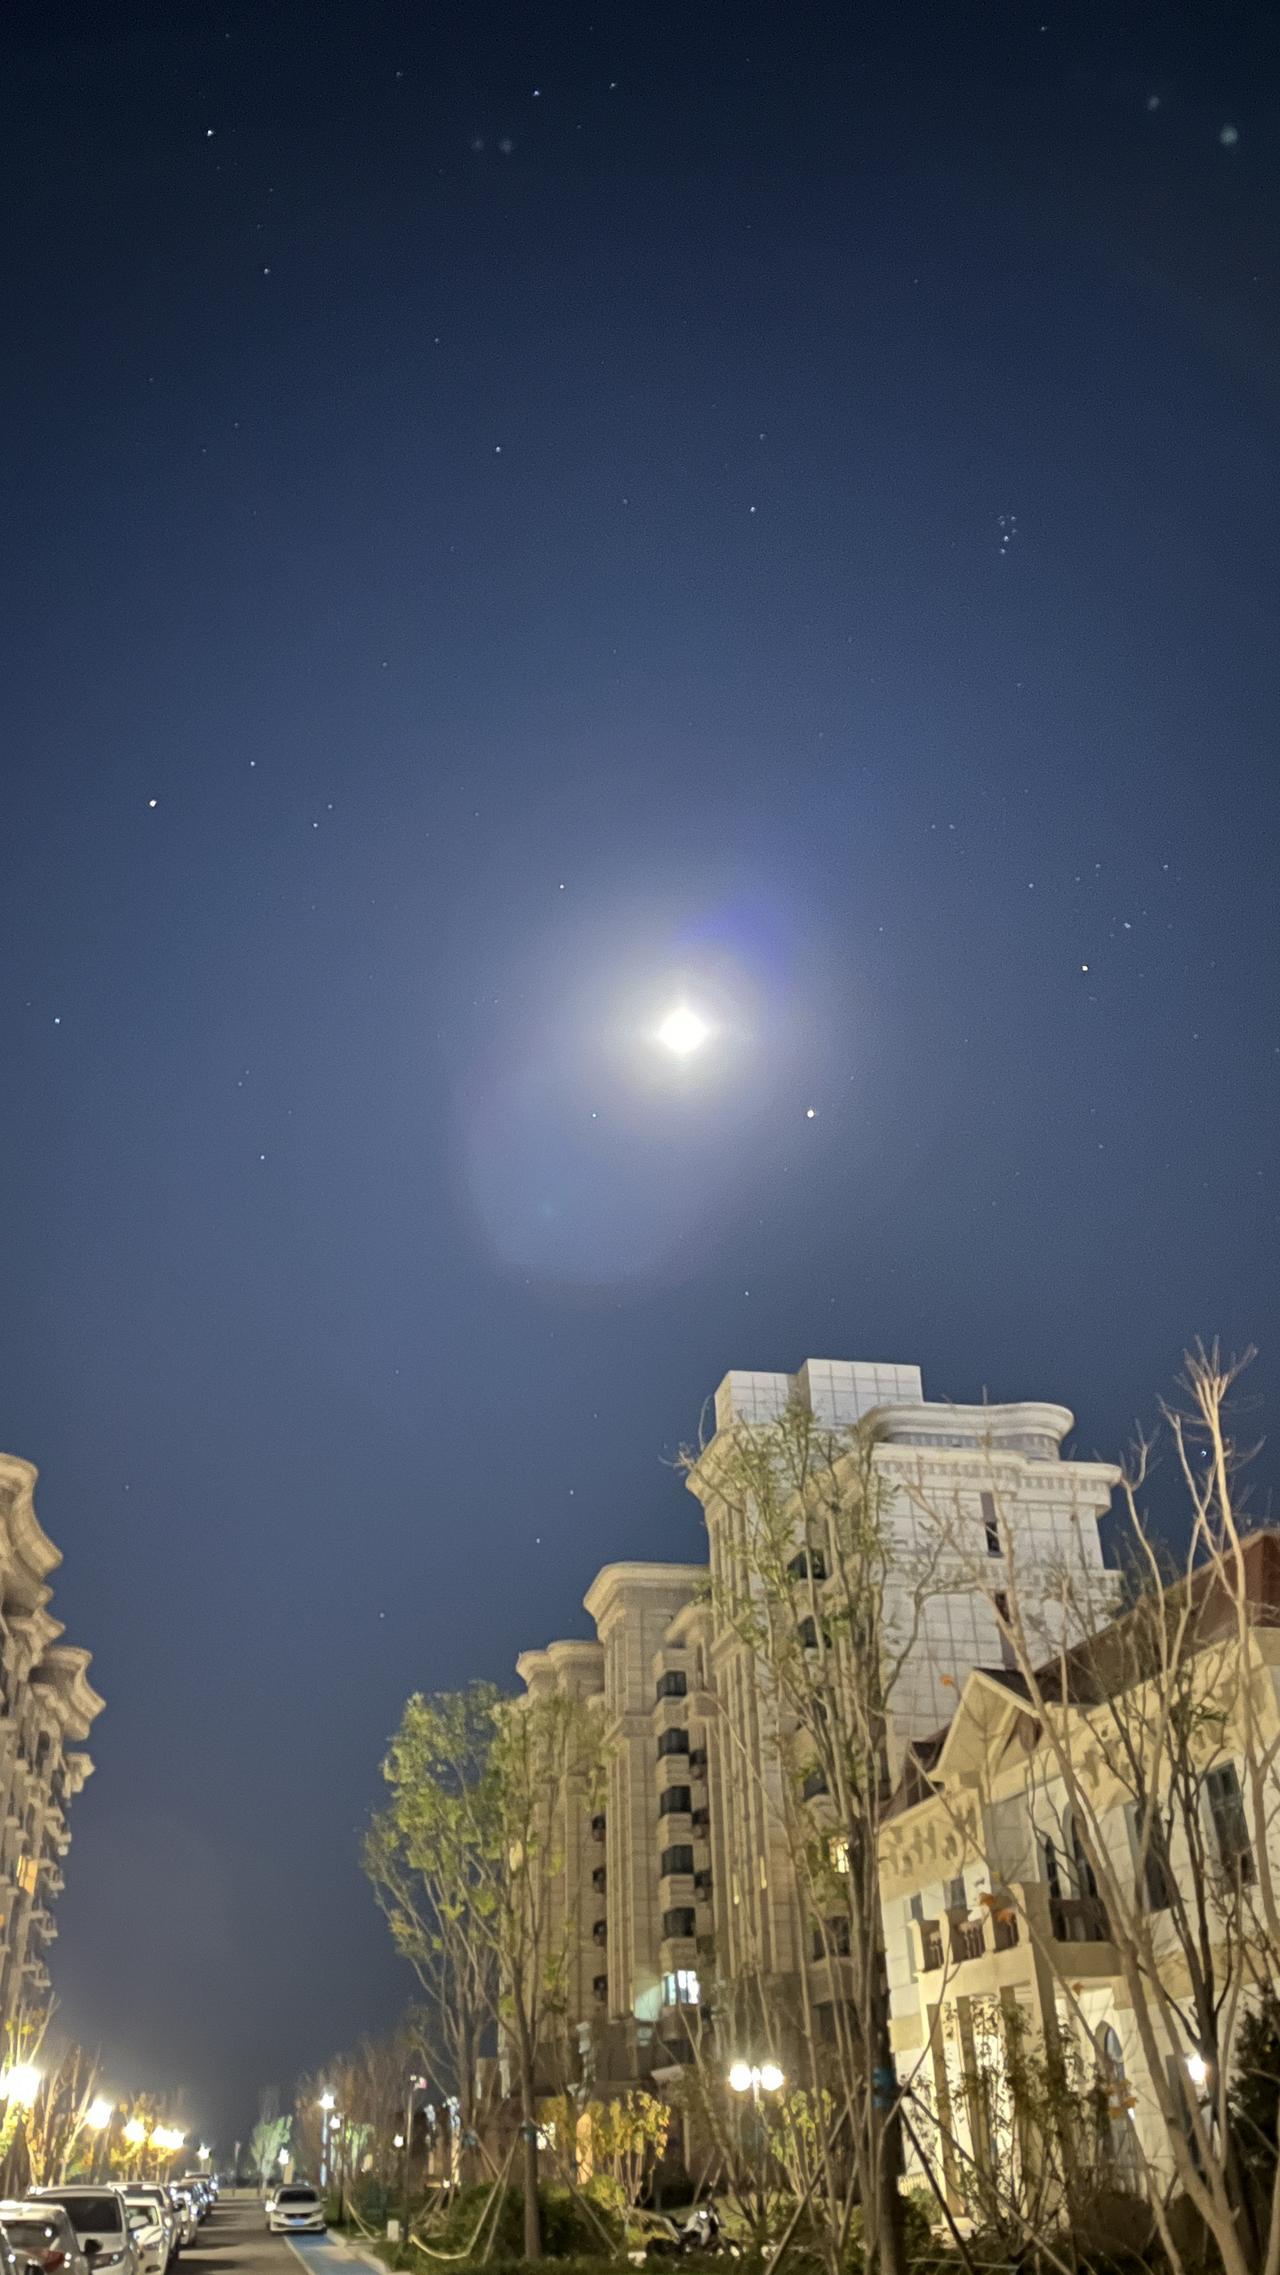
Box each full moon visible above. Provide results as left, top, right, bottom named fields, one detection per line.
left=656, top=1004, right=711, bottom=1057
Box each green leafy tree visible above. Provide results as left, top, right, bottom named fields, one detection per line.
left=367, top=1680, right=599, bottom=2260
left=365, top=1689, right=497, bottom=2189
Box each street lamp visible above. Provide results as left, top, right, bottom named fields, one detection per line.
left=318, top=2092, right=335, bottom=2188
left=728, top=2059, right=784, bottom=2102
left=0, top=2065, right=41, bottom=2108
left=87, top=2099, right=113, bottom=2130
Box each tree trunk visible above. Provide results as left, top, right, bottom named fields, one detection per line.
left=516, top=2022, right=542, bottom=2260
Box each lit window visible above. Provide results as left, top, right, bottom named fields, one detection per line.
left=661, top=1968, right=701, bottom=2008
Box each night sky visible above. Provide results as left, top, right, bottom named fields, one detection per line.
left=3, top=0, right=1278, bottom=2146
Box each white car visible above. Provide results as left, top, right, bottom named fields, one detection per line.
left=266, top=2188, right=324, bottom=2237
left=29, top=2192, right=139, bottom=2275
left=121, top=2192, right=173, bottom=2275
left=0, top=2204, right=90, bottom=2275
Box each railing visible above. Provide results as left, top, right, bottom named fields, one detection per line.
left=1050, top=1894, right=1110, bottom=1943
left=920, top=1926, right=944, bottom=1971
left=993, top=1911, right=1020, bottom=1951
left=951, top=1917, right=986, bottom=1964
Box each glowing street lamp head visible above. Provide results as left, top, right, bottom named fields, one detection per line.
left=727, top=2061, right=754, bottom=2095
left=87, top=2097, right=114, bottom=2131
left=656, top=1004, right=710, bottom=1058
left=0, top=2063, right=41, bottom=2107
left=319, top=2090, right=335, bottom=2112
left=758, top=2062, right=785, bottom=2094
left=123, top=2117, right=148, bottom=2146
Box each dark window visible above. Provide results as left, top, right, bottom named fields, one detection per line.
left=946, top=1875, right=967, bottom=1911
left=278, top=2191, right=318, bottom=2206
left=590, top=1812, right=606, bottom=1840
left=592, top=1864, right=607, bottom=1893
left=1204, top=1763, right=1255, bottom=1883
left=801, top=1765, right=829, bottom=1800
left=811, top=1915, right=851, bottom=1960
left=37, top=2200, right=124, bottom=2236
left=656, top=1670, right=688, bottom=1700
left=1130, top=1807, right=1173, bottom=1912
left=658, top=1786, right=691, bottom=1817
left=798, top=1615, right=830, bottom=1651
left=592, top=1916, right=608, bottom=1944
left=1068, top=1812, right=1099, bottom=1900
left=660, top=1845, right=694, bottom=1878
left=657, top=1727, right=690, bottom=1759
left=908, top=1892, right=924, bottom=1923
left=592, top=1973, right=608, bottom=2001
left=663, top=1907, right=696, bottom=1940
left=980, top=1492, right=1001, bottom=1556
left=1042, top=1837, right=1061, bottom=1898
left=787, top=1548, right=828, bottom=1582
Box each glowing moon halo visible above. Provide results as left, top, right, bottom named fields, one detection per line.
left=656, top=1004, right=711, bottom=1057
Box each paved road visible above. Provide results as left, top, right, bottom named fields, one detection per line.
left=184, top=2198, right=358, bottom=2275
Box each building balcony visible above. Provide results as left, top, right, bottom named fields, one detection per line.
left=657, top=1785, right=692, bottom=1824
left=1049, top=1893, right=1111, bottom=1944
left=913, top=1883, right=1115, bottom=1982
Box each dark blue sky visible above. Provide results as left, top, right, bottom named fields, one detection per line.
left=2, top=0, right=1278, bottom=2144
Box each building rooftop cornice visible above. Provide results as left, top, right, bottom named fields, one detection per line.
left=31, top=1645, right=105, bottom=1736
left=583, top=1560, right=706, bottom=1623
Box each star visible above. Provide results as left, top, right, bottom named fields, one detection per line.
left=805, top=1107, right=816, bottom=1119
left=147, top=798, right=158, bottom=808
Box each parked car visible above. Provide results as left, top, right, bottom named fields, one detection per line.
left=118, top=2208, right=163, bottom=2275
left=266, top=2188, right=324, bottom=2237
left=162, top=2197, right=193, bottom=2255
left=0, top=2218, right=39, bottom=2275
left=121, top=2193, right=174, bottom=2274
left=0, top=2202, right=89, bottom=2275
left=28, top=2190, right=139, bottom=2275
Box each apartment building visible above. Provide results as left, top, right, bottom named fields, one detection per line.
left=516, top=1352, right=1118, bottom=2089
left=879, top=1530, right=1280, bottom=2210
left=0, top=1453, right=104, bottom=2038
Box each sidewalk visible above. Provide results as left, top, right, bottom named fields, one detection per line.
left=285, top=2234, right=388, bottom=2275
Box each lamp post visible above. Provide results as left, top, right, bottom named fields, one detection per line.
left=728, top=2060, right=784, bottom=2238
left=318, top=2093, right=335, bottom=2189
left=86, top=2098, right=113, bottom=2185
